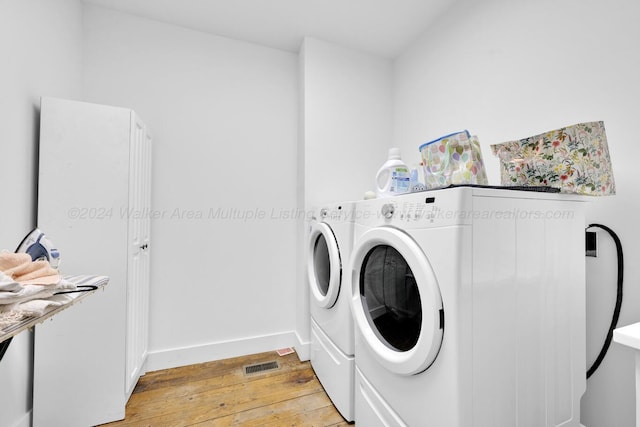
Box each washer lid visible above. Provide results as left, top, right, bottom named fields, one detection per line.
left=351, top=226, right=444, bottom=376
left=307, top=221, right=342, bottom=309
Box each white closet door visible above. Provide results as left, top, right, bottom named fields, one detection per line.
left=141, top=128, right=152, bottom=361
left=34, top=97, right=131, bottom=427
left=125, top=112, right=151, bottom=396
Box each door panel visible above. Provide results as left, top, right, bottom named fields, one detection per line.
left=307, top=222, right=341, bottom=309
left=125, top=113, right=151, bottom=396
left=351, top=226, right=444, bottom=376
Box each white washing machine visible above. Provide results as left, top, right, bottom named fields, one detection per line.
left=307, top=202, right=355, bottom=421
left=350, top=187, right=587, bottom=427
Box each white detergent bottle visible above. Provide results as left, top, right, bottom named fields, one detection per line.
left=375, top=148, right=410, bottom=198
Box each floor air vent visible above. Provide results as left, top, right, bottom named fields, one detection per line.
left=244, top=361, right=280, bottom=376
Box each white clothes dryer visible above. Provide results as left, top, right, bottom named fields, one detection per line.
left=350, top=187, right=587, bottom=427
left=307, top=202, right=355, bottom=421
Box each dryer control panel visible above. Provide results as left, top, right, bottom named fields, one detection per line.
left=355, top=188, right=474, bottom=229
left=378, top=195, right=459, bottom=228
left=392, top=197, right=440, bottom=223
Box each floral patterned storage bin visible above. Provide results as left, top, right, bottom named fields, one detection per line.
left=419, top=130, right=489, bottom=189
left=490, top=121, right=615, bottom=196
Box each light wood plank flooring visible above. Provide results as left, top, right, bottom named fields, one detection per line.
left=99, top=350, right=352, bottom=426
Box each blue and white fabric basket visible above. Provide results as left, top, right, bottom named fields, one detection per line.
left=419, top=130, right=489, bottom=189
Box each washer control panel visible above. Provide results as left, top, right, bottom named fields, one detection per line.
left=359, top=188, right=478, bottom=228
left=381, top=203, right=395, bottom=219
left=318, top=204, right=353, bottom=222
left=381, top=196, right=440, bottom=223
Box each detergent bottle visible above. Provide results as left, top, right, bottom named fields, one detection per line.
left=375, top=148, right=410, bottom=198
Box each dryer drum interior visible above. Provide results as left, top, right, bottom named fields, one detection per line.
left=312, top=233, right=331, bottom=297
left=360, top=245, right=422, bottom=352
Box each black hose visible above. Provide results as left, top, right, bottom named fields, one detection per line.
left=586, top=223, right=624, bottom=379
left=0, top=337, right=12, bottom=363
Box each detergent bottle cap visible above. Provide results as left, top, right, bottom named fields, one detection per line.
left=388, top=147, right=401, bottom=160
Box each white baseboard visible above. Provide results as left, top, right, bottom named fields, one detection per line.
left=294, top=330, right=310, bottom=361
left=146, top=330, right=304, bottom=372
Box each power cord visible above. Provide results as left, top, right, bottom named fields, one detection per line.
left=586, top=223, right=624, bottom=379
left=0, top=337, right=12, bottom=363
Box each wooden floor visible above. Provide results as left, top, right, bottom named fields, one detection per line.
left=99, top=350, right=352, bottom=427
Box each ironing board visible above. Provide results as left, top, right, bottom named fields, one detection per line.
left=0, top=275, right=109, bottom=360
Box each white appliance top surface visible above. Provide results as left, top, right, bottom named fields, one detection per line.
left=614, top=323, right=640, bottom=351
left=353, top=186, right=587, bottom=229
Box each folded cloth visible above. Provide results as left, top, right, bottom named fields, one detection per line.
left=13, top=294, right=74, bottom=317
left=0, top=278, right=75, bottom=306
left=0, top=275, right=107, bottom=328
left=0, top=252, right=31, bottom=270
left=0, top=285, right=57, bottom=305
left=0, top=310, right=26, bottom=330
left=0, top=250, right=60, bottom=285
left=0, top=271, right=22, bottom=292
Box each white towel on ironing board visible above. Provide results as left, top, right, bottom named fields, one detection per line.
left=0, top=271, right=22, bottom=292
left=0, top=278, right=75, bottom=305
left=11, top=275, right=108, bottom=315
left=16, top=294, right=74, bottom=317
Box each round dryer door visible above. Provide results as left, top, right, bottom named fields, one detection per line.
left=307, top=221, right=342, bottom=308
left=351, top=226, right=444, bottom=376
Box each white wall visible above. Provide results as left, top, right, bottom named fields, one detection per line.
left=298, top=37, right=393, bottom=350
left=394, top=0, right=640, bottom=426
left=0, top=1, right=83, bottom=426
left=302, top=37, right=393, bottom=208
left=3, top=1, right=634, bottom=424
left=82, top=5, right=300, bottom=369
